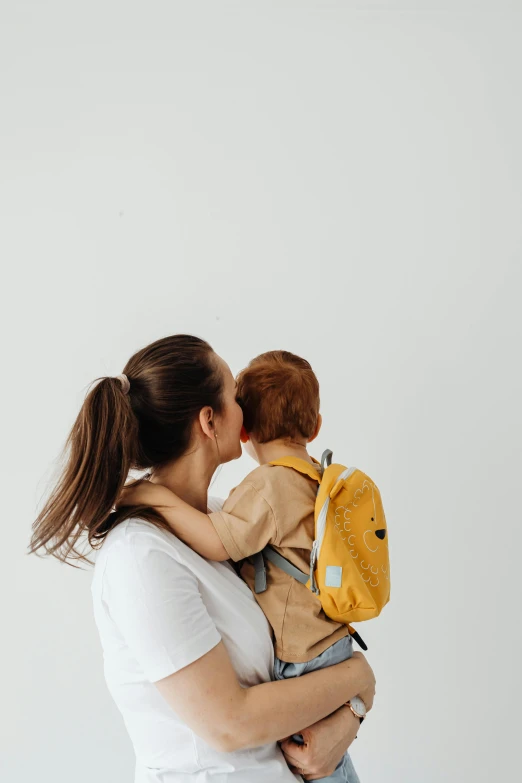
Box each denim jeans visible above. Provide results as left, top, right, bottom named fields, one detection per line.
left=274, top=635, right=360, bottom=783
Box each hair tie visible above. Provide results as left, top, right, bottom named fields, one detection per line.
left=115, top=374, right=130, bottom=395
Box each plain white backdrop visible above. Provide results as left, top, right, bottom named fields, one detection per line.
left=1, top=2, right=521, bottom=782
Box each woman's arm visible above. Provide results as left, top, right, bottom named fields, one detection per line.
left=119, top=482, right=229, bottom=561
left=154, top=641, right=375, bottom=753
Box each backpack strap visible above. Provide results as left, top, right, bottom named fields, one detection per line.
left=252, top=551, right=268, bottom=593
left=251, top=546, right=309, bottom=594
left=321, top=449, right=333, bottom=470
left=256, top=451, right=333, bottom=594
left=269, top=456, right=322, bottom=483
left=265, top=546, right=309, bottom=584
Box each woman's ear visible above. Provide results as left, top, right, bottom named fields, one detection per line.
left=240, top=425, right=250, bottom=444
left=308, top=413, right=323, bottom=444
left=199, top=407, right=216, bottom=439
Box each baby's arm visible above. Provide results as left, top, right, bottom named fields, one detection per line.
left=120, top=479, right=276, bottom=564
left=119, top=482, right=229, bottom=561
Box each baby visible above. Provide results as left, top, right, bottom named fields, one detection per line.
left=122, top=350, right=368, bottom=783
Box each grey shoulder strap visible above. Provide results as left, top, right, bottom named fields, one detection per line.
left=251, top=546, right=309, bottom=594
left=321, top=449, right=333, bottom=470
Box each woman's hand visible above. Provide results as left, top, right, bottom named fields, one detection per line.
left=280, top=652, right=375, bottom=779
left=280, top=706, right=361, bottom=780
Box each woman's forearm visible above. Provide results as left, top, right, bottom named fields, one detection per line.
left=155, top=642, right=373, bottom=755
left=230, top=654, right=373, bottom=751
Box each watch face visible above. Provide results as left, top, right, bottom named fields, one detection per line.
left=350, top=696, right=367, bottom=718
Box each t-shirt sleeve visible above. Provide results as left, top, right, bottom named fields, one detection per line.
left=209, top=482, right=277, bottom=562
left=102, top=532, right=221, bottom=682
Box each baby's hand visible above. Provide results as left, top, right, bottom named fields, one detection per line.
left=118, top=481, right=178, bottom=509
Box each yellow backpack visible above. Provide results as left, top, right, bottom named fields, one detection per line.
left=255, top=450, right=390, bottom=647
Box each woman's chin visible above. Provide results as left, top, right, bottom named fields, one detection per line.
left=219, top=445, right=243, bottom=465
left=232, top=444, right=244, bottom=461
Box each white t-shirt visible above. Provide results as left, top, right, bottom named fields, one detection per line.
left=91, top=498, right=300, bottom=783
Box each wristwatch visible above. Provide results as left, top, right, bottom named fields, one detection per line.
left=346, top=696, right=366, bottom=723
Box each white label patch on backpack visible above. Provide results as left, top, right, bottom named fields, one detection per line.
left=325, top=566, right=342, bottom=588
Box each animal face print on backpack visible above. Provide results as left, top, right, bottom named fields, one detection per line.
left=333, top=479, right=389, bottom=589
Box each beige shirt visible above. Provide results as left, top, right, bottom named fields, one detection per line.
left=210, top=463, right=348, bottom=663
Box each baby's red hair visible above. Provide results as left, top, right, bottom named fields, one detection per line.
left=236, top=350, right=320, bottom=444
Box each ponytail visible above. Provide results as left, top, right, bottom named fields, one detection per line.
left=30, top=334, right=224, bottom=564
left=30, top=376, right=142, bottom=563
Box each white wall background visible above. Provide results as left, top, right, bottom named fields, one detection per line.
left=1, top=2, right=521, bottom=781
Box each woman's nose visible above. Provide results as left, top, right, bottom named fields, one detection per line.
left=375, top=529, right=386, bottom=540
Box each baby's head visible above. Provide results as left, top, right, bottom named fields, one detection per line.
left=236, top=350, right=321, bottom=459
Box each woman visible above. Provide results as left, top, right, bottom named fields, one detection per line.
left=31, top=334, right=376, bottom=782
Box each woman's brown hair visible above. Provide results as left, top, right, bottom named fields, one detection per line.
left=29, top=334, right=224, bottom=564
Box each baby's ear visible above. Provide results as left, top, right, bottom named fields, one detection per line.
left=240, top=426, right=250, bottom=444
left=308, top=413, right=323, bottom=443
